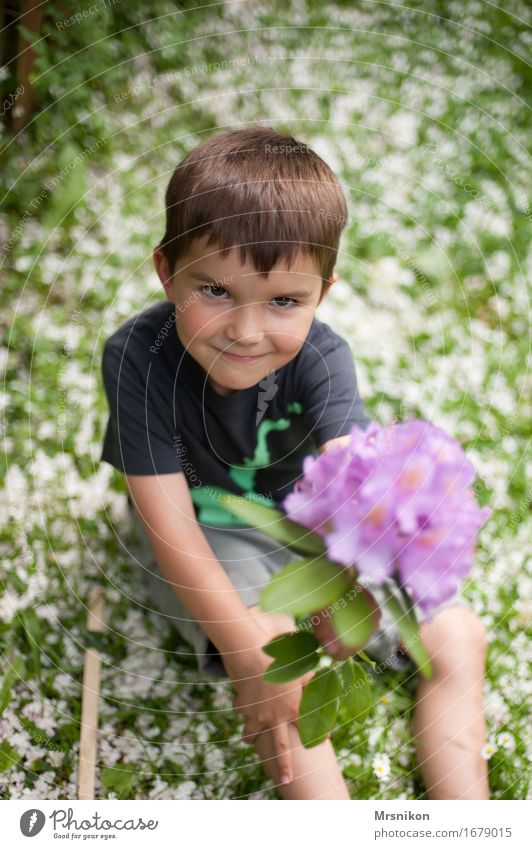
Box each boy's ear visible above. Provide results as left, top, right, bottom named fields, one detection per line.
left=153, top=247, right=175, bottom=303
left=318, top=271, right=338, bottom=305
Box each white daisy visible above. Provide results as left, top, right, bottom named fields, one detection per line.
left=480, top=740, right=497, bottom=760
left=496, top=732, right=515, bottom=750
left=174, top=780, right=197, bottom=800
left=372, top=753, right=391, bottom=781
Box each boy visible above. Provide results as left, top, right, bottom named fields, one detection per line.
left=100, top=126, right=489, bottom=800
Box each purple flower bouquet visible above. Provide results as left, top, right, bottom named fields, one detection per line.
left=219, top=419, right=490, bottom=747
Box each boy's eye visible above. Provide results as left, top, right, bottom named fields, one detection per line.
left=271, top=296, right=298, bottom=309
left=201, top=284, right=229, bottom=298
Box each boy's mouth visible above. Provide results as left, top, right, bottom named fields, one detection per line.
left=217, top=349, right=266, bottom=362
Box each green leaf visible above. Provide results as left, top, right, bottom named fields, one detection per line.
left=0, top=650, right=25, bottom=719
left=54, top=721, right=79, bottom=747
left=262, top=652, right=320, bottom=683
left=20, top=608, right=41, bottom=641
left=262, top=631, right=321, bottom=682
left=217, top=492, right=326, bottom=556
left=298, top=667, right=341, bottom=748
left=382, top=589, right=432, bottom=678
left=331, top=588, right=374, bottom=647
left=263, top=630, right=320, bottom=661
left=1, top=655, right=25, bottom=692
left=0, top=688, right=12, bottom=720
left=8, top=571, right=28, bottom=593
left=20, top=609, right=42, bottom=679
left=260, top=558, right=352, bottom=617
left=42, top=144, right=88, bottom=229
left=0, top=740, right=20, bottom=773
left=341, top=658, right=373, bottom=721
left=356, top=650, right=377, bottom=669
left=100, top=764, right=136, bottom=796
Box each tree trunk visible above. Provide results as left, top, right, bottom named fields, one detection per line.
left=12, top=0, right=42, bottom=132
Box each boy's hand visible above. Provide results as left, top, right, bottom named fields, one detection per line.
left=311, top=588, right=381, bottom=660
left=223, top=644, right=314, bottom=786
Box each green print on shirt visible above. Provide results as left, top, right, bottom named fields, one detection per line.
left=191, top=402, right=303, bottom=526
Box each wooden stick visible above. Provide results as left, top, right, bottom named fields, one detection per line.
left=78, top=587, right=105, bottom=800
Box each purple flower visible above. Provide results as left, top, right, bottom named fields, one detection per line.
left=283, top=419, right=491, bottom=615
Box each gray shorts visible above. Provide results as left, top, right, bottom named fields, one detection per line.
left=127, top=502, right=467, bottom=678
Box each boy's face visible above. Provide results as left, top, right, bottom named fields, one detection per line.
left=153, top=235, right=336, bottom=396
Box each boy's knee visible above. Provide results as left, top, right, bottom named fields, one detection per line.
left=424, top=606, right=488, bottom=677
left=461, top=608, right=488, bottom=656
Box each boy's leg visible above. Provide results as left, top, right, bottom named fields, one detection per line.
left=246, top=604, right=350, bottom=800
left=412, top=605, right=489, bottom=800
left=129, top=511, right=349, bottom=797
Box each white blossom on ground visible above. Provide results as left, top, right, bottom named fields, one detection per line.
left=480, top=741, right=498, bottom=760
left=372, top=753, right=391, bottom=781
left=496, top=732, right=515, bottom=751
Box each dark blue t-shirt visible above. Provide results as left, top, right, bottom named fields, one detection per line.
left=100, top=300, right=370, bottom=525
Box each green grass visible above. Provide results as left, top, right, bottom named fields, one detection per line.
left=1, top=0, right=530, bottom=799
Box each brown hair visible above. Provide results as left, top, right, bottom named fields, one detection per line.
left=157, top=125, right=348, bottom=287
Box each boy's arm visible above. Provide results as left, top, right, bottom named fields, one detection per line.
left=126, top=470, right=269, bottom=676
left=126, top=471, right=315, bottom=784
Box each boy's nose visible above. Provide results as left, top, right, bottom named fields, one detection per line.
left=224, top=306, right=266, bottom=346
